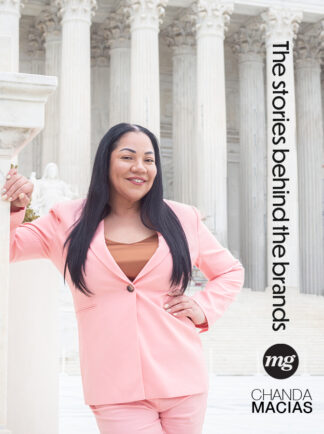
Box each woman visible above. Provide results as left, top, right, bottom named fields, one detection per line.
left=3, top=123, right=244, bottom=434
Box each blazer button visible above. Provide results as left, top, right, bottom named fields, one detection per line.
left=126, top=284, right=135, bottom=292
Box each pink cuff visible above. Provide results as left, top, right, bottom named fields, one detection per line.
left=10, top=207, right=26, bottom=230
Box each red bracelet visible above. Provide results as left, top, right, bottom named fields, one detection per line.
left=11, top=206, right=25, bottom=212
left=195, top=321, right=208, bottom=328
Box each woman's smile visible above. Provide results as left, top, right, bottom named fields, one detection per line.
left=126, top=177, right=147, bottom=185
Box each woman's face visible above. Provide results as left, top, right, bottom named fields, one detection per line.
left=108, top=131, right=157, bottom=205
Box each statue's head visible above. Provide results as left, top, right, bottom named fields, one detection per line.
left=43, top=163, right=59, bottom=180
left=29, top=171, right=36, bottom=181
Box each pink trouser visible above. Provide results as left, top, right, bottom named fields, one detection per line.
left=89, top=391, right=208, bottom=434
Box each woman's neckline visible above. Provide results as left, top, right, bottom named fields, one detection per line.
left=105, top=233, right=158, bottom=245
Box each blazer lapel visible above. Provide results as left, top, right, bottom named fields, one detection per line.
left=89, top=219, right=170, bottom=284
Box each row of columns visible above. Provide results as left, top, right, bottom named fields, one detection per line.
left=295, top=22, right=324, bottom=295
left=167, top=6, right=322, bottom=296
left=0, top=1, right=323, bottom=292
left=165, top=5, right=323, bottom=295
left=229, top=10, right=324, bottom=295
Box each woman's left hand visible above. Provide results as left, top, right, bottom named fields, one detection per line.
left=164, top=294, right=207, bottom=326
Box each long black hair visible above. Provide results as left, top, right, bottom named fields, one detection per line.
left=63, top=123, right=193, bottom=296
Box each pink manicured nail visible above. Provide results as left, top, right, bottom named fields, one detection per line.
left=1, top=194, right=8, bottom=200
left=6, top=174, right=11, bottom=180
left=8, top=197, right=13, bottom=201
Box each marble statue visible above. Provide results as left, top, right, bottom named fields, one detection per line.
left=29, top=162, right=79, bottom=216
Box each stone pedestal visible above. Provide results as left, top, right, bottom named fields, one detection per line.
left=194, top=0, right=233, bottom=245
left=0, top=72, right=56, bottom=434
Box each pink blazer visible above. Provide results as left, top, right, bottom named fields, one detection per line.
left=10, top=198, right=244, bottom=405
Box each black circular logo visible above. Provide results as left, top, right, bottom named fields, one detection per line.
left=263, top=344, right=299, bottom=379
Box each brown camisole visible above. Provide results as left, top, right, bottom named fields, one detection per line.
left=105, top=233, right=159, bottom=281
left=105, top=233, right=208, bottom=329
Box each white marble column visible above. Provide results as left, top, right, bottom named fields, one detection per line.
left=230, top=20, right=267, bottom=292
left=0, top=0, right=22, bottom=72
left=0, top=0, right=23, bottom=172
left=56, top=0, right=97, bottom=197
left=194, top=0, right=233, bottom=245
left=0, top=156, right=13, bottom=434
left=90, top=25, right=110, bottom=163
left=36, top=6, right=62, bottom=172
left=104, top=9, right=131, bottom=126
left=295, top=21, right=324, bottom=295
left=261, top=8, right=302, bottom=290
left=18, top=23, right=45, bottom=178
left=0, top=73, right=57, bottom=434
left=126, top=0, right=168, bottom=139
left=8, top=261, right=61, bottom=434
left=164, top=14, right=196, bottom=205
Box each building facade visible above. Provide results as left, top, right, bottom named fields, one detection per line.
left=4, top=0, right=324, bottom=296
